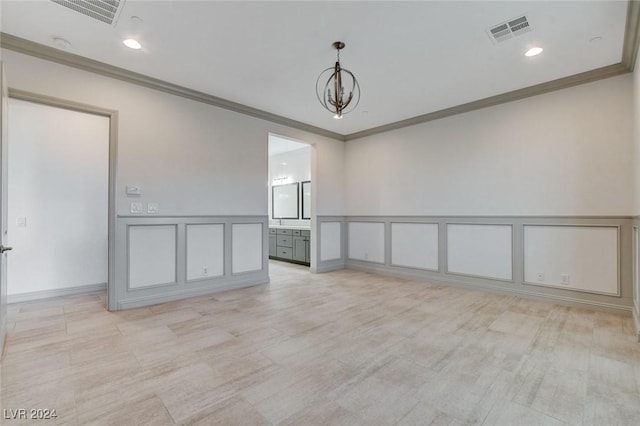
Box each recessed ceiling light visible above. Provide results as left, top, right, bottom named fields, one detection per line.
left=525, top=47, right=543, bottom=57
left=123, top=39, right=142, bottom=49
left=281, top=162, right=287, bottom=166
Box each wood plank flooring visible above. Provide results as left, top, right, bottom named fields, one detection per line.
left=1, top=261, right=640, bottom=425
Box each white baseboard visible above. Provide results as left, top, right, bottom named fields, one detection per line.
left=8, top=282, right=107, bottom=304
left=314, top=259, right=346, bottom=273
left=116, top=277, right=269, bottom=310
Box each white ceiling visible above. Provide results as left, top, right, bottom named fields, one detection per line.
left=0, top=1, right=629, bottom=136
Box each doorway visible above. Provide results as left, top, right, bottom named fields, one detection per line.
left=6, top=91, right=116, bottom=308
left=268, top=134, right=312, bottom=267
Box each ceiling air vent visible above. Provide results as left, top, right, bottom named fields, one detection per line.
left=487, top=15, right=532, bottom=44
left=50, top=0, right=125, bottom=26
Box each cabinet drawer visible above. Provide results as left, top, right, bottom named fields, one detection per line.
left=301, top=230, right=310, bottom=237
left=292, top=229, right=301, bottom=236
left=277, top=246, right=293, bottom=259
left=269, top=228, right=277, bottom=234
left=276, top=229, right=292, bottom=235
left=276, top=235, right=293, bottom=247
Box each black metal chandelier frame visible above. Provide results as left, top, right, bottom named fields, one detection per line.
left=316, top=41, right=361, bottom=119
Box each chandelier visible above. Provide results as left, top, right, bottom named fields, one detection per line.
left=316, top=41, right=360, bottom=119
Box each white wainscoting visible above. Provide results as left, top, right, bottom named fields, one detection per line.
left=128, top=225, right=177, bottom=289
left=186, top=224, right=224, bottom=281
left=343, top=216, right=632, bottom=315
left=446, top=224, right=513, bottom=281
left=320, top=221, right=342, bottom=261
left=391, top=222, right=439, bottom=270
left=114, top=216, right=268, bottom=310
left=232, top=223, right=263, bottom=274
left=524, top=225, right=618, bottom=295
left=348, top=222, right=385, bottom=263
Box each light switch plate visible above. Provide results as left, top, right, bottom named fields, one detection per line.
left=130, top=202, right=143, bottom=214
left=147, top=203, right=159, bottom=214
left=126, top=185, right=141, bottom=196
left=16, top=217, right=27, bottom=228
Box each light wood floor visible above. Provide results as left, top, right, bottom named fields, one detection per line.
left=1, top=261, right=640, bottom=425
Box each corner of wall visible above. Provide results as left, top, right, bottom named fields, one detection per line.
left=634, top=303, right=640, bottom=342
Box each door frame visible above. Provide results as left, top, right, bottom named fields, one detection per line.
left=8, top=89, right=118, bottom=310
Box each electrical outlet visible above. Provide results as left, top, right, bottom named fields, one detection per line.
left=16, top=217, right=27, bottom=228
left=536, top=272, right=545, bottom=282
left=147, top=203, right=159, bottom=214
left=130, top=202, right=143, bottom=214
left=560, top=274, right=570, bottom=285
left=202, top=267, right=208, bottom=275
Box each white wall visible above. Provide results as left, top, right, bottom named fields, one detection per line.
left=633, top=49, right=640, bottom=328
left=2, top=49, right=345, bottom=305
left=346, top=74, right=633, bottom=216
left=7, top=99, right=109, bottom=295
left=2, top=49, right=345, bottom=218
left=634, top=53, right=640, bottom=216
left=268, top=146, right=311, bottom=221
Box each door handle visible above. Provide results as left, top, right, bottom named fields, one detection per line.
left=0, top=245, right=12, bottom=253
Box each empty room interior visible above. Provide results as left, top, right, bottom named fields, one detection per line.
left=2, top=0, right=640, bottom=424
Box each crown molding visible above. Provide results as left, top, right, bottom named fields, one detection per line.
left=0, top=32, right=345, bottom=141
left=344, top=63, right=629, bottom=141
left=3, top=0, right=639, bottom=144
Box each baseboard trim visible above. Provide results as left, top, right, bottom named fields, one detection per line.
left=117, top=277, right=269, bottom=310
left=314, top=260, right=346, bottom=273
left=8, top=282, right=107, bottom=304
left=346, top=262, right=632, bottom=316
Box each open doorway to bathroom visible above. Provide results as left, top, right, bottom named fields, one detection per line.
left=268, top=134, right=311, bottom=267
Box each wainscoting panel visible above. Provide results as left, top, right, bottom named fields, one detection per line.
left=186, top=224, right=224, bottom=281
left=315, top=216, right=346, bottom=273
left=232, top=223, right=263, bottom=274
left=348, top=221, right=385, bottom=263
left=320, top=221, right=342, bottom=261
left=113, top=216, right=268, bottom=310
left=344, top=216, right=633, bottom=315
left=447, top=223, right=513, bottom=281
left=524, top=225, right=618, bottom=295
left=128, top=225, right=177, bottom=289
left=391, top=222, right=438, bottom=271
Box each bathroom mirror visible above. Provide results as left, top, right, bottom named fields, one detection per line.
left=272, top=182, right=299, bottom=219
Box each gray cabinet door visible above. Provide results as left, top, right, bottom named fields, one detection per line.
left=269, top=235, right=277, bottom=257
left=293, top=236, right=306, bottom=262
left=305, top=239, right=310, bottom=262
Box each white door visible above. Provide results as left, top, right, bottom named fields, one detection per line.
left=0, top=62, right=10, bottom=356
